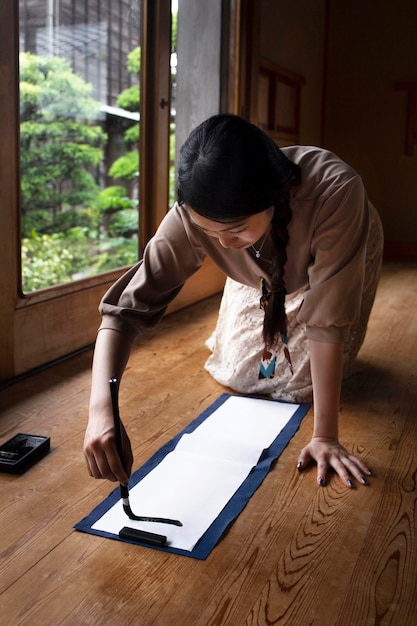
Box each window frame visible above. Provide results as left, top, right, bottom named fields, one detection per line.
left=0, top=0, right=172, bottom=381
left=0, top=0, right=227, bottom=383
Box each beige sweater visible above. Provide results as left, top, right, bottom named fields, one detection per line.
left=99, top=146, right=377, bottom=344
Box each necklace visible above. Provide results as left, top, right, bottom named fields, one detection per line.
left=251, top=233, right=268, bottom=258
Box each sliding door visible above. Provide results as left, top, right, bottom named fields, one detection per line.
left=0, top=0, right=229, bottom=383
left=0, top=0, right=172, bottom=380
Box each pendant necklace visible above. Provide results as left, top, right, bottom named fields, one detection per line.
left=251, top=233, right=268, bottom=259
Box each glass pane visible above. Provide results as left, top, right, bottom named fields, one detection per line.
left=19, top=0, right=141, bottom=292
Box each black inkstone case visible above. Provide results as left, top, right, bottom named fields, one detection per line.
left=0, top=433, right=50, bottom=473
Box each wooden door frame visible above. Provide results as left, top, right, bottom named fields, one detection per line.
left=0, top=0, right=22, bottom=380
left=0, top=0, right=172, bottom=381
left=140, top=0, right=172, bottom=244
left=0, top=0, right=226, bottom=384
left=236, top=0, right=261, bottom=122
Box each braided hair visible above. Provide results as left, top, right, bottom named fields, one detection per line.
left=177, top=114, right=301, bottom=351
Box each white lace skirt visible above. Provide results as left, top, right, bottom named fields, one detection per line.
left=205, top=205, right=384, bottom=404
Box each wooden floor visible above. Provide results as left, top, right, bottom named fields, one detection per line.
left=0, top=262, right=416, bottom=625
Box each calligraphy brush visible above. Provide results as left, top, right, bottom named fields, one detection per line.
left=109, top=378, right=182, bottom=527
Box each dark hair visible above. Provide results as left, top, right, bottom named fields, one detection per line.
left=177, top=114, right=301, bottom=351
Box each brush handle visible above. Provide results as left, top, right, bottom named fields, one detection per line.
left=109, top=377, right=125, bottom=470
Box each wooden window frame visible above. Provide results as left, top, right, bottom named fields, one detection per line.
left=0, top=0, right=226, bottom=383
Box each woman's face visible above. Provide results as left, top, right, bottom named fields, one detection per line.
left=186, top=206, right=274, bottom=250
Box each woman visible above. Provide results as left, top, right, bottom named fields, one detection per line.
left=84, top=114, right=383, bottom=489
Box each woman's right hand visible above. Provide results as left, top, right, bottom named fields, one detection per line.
left=84, top=408, right=133, bottom=483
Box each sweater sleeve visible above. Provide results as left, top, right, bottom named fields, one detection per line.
left=296, top=174, right=370, bottom=342
left=98, top=204, right=206, bottom=342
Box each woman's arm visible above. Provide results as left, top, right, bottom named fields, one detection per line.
left=83, top=328, right=133, bottom=483
left=297, top=339, right=371, bottom=487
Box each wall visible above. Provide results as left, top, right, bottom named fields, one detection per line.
left=260, top=0, right=417, bottom=253
left=260, top=0, right=326, bottom=146
left=324, top=0, right=417, bottom=248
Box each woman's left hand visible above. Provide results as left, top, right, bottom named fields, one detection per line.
left=297, top=436, right=372, bottom=488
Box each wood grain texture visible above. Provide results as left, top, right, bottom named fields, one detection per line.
left=0, top=263, right=416, bottom=625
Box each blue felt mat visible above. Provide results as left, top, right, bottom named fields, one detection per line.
left=75, top=394, right=309, bottom=559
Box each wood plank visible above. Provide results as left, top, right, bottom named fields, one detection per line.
left=335, top=406, right=417, bottom=625
left=9, top=257, right=225, bottom=380
left=241, top=367, right=414, bottom=625
left=0, top=263, right=416, bottom=625
left=241, top=263, right=417, bottom=625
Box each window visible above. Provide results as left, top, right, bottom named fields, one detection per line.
left=0, top=0, right=226, bottom=383
left=20, top=0, right=141, bottom=292
left=0, top=0, right=170, bottom=380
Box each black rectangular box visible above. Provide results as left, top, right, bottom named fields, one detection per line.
left=0, top=433, right=50, bottom=473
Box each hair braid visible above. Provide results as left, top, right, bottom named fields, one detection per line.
left=262, top=199, right=292, bottom=350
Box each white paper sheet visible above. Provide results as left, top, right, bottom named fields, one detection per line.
left=92, top=396, right=299, bottom=551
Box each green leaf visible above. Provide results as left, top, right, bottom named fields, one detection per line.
left=109, top=151, right=139, bottom=180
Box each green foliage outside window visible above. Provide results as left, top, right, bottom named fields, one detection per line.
left=20, top=53, right=106, bottom=215
left=20, top=51, right=140, bottom=292
left=109, top=48, right=140, bottom=181
left=20, top=3, right=179, bottom=293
